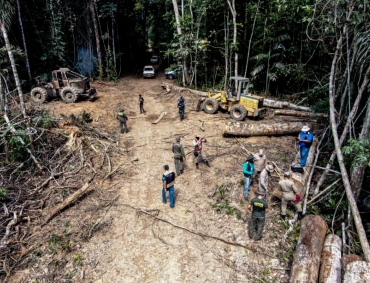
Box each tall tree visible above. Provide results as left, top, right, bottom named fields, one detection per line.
left=16, top=0, right=31, bottom=80
left=90, top=0, right=103, bottom=79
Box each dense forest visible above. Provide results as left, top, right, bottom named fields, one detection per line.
left=0, top=0, right=370, bottom=279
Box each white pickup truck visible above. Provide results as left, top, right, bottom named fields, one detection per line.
left=143, top=65, right=155, bottom=78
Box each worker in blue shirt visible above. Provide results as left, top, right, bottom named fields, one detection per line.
left=298, top=126, right=314, bottom=167
left=242, top=154, right=255, bottom=200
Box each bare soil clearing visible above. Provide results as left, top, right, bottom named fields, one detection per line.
left=11, top=74, right=306, bottom=283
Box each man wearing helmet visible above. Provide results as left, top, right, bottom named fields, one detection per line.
left=298, top=125, right=314, bottom=167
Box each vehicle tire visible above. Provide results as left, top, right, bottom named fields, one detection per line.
left=230, top=104, right=247, bottom=121
left=168, top=74, right=175, bottom=80
left=30, top=87, right=47, bottom=103
left=203, top=98, right=219, bottom=114
left=61, top=86, right=78, bottom=103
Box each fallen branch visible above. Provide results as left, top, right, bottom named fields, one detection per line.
left=42, top=175, right=95, bottom=226
left=103, top=163, right=123, bottom=181
left=0, top=212, right=18, bottom=249
left=123, top=204, right=276, bottom=258
left=199, top=120, right=204, bottom=131
left=152, top=112, right=167, bottom=124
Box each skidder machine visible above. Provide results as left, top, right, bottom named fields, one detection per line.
left=198, top=77, right=266, bottom=121
left=30, top=68, right=97, bottom=103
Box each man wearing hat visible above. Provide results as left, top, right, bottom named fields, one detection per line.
left=259, top=164, right=274, bottom=194
left=242, top=154, right=255, bottom=200
left=298, top=125, right=314, bottom=167
left=279, top=172, right=303, bottom=220
left=162, top=165, right=175, bottom=208
left=253, top=149, right=267, bottom=184
left=116, top=108, right=128, bottom=133
left=172, top=137, right=186, bottom=176
left=248, top=191, right=269, bottom=241
left=193, top=134, right=210, bottom=168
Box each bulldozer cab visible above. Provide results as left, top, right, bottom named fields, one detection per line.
left=226, top=77, right=249, bottom=101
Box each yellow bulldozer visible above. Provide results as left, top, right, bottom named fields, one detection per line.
left=197, top=76, right=266, bottom=121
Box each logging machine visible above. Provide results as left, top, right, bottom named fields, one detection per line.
left=197, top=76, right=266, bottom=121
left=30, top=68, right=97, bottom=104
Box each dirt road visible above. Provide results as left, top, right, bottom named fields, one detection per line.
left=12, top=74, right=298, bottom=282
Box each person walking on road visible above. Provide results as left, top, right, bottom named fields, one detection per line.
left=298, top=125, right=314, bottom=167
left=242, top=154, right=255, bottom=200
left=116, top=109, right=128, bottom=133
left=253, top=149, right=267, bottom=184
left=139, top=94, right=146, bottom=114
left=172, top=137, right=186, bottom=176
left=193, top=134, right=210, bottom=169
left=259, top=164, right=274, bottom=194
left=162, top=165, right=175, bottom=208
left=178, top=95, right=186, bottom=121
left=248, top=191, right=269, bottom=241
left=278, top=172, right=303, bottom=220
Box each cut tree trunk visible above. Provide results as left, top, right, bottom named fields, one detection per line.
left=152, top=112, right=167, bottom=124
left=341, top=254, right=363, bottom=271
left=274, top=110, right=328, bottom=118
left=289, top=215, right=328, bottom=283
left=263, top=98, right=311, bottom=112
left=42, top=176, right=95, bottom=226
left=161, top=82, right=208, bottom=97
left=319, top=234, right=342, bottom=283
left=223, top=121, right=315, bottom=137
left=343, top=261, right=370, bottom=283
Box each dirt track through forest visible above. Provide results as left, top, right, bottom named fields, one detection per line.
left=12, top=74, right=300, bottom=283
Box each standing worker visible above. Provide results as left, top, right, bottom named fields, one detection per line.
left=253, top=149, right=267, bottom=184
left=178, top=95, right=186, bottom=121
left=298, top=126, right=313, bottom=167
left=278, top=172, right=303, bottom=220
left=242, top=154, right=255, bottom=200
left=248, top=191, right=269, bottom=241
left=116, top=109, right=129, bottom=134
left=172, top=137, right=186, bottom=176
left=162, top=165, right=176, bottom=208
left=139, top=94, right=146, bottom=115
left=193, top=134, right=210, bottom=169
left=259, top=164, right=274, bottom=194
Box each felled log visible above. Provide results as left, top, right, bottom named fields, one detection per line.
left=42, top=175, right=95, bottom=226
left=161, top=82, right=208, bottom=97
left=343, top=261, right=370, bottom=283
left=152, top=112, right=167, bottom=124
left=223, top=121, right=315, bottom=137
left=319, top=234, right=342, bottom=283
left=263, top=98, right=311, bottom=112
left=272, top=140, right=317, bottom=199
left=341, top=254, right=363, bottom=271
left=274, top=109, right=328, bottom=118
left=289, top=215, right=328, bottom=283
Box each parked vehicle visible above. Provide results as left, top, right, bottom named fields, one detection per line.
left=30, top=68, right=97, bottom=103
left=143, top=65, right=155, bottom=78
left=150, top=55, right=159, bottom=64
left=165, top=67, right=193, bottom=80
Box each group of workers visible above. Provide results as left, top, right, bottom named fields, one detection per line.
left=116, top=94, right=186, bottom=134
left=247, top=125, right=313, bottom=240
left=116, top=94, right=314, bottom=241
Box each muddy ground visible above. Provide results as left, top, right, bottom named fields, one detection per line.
left=10, top=74, right=305, bottom=283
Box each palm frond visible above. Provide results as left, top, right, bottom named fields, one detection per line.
left=251, top=53, right=269, bottom=61
left=251, top=64, right=265, bottom=77
left=0, top=0, right=15, bottom=28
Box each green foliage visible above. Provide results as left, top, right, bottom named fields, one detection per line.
left=42, top=110, right=53, bottom=129
left=73, top=254, right=82, bottom=265
left=81, top=111, right=93, bottom=124
left=8, top=137, right=28, bottom=163
left=211, top=183, right=243, bottom=220
left=48, top=233, right=70, bottom=251
left=0, top=188, right=8, bottom=201
left=342, top=138, right=370, bottom=168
